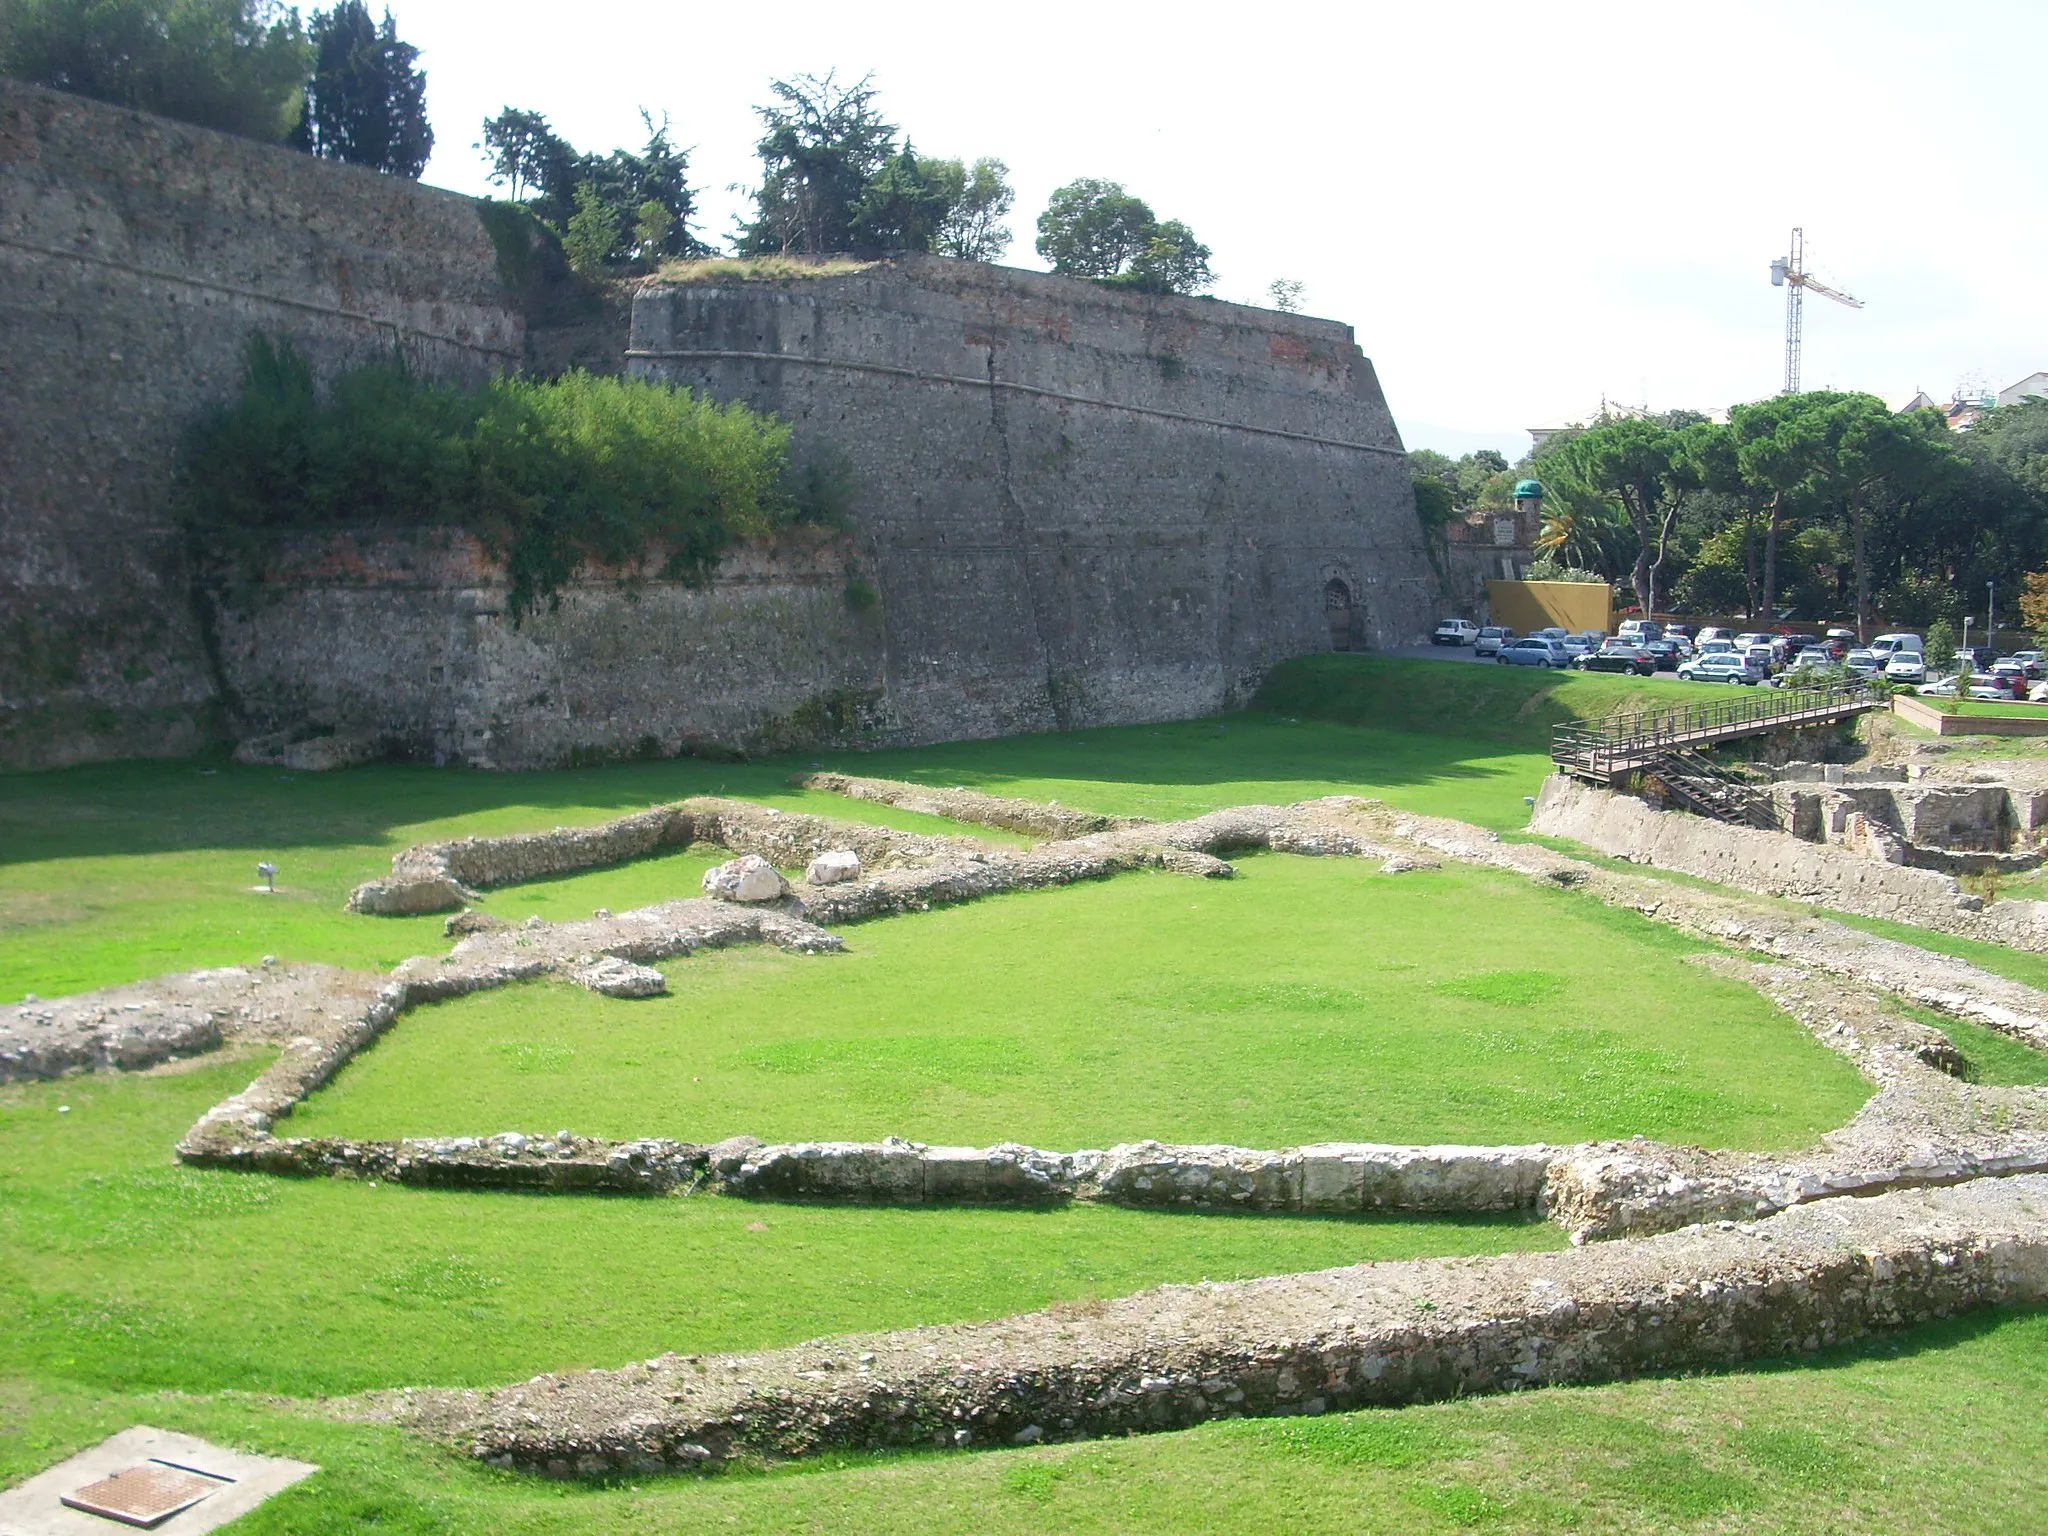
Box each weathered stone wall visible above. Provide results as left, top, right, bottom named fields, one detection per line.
left=392, top=1175, right=2048, bottom=1473
left=628, top=259, right=1437, bottom=745
left=1532, top=774, right=2048, bottom=950
left=0, top=81, right=525, bottom=769
left=212, top=530, right=887, bottom=770
left=3, top=84, right=1433, bottom=769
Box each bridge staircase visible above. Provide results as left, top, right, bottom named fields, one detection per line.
left=1644, top=746, right=1782, bottom=830
left=1551, top=681, right=1879, bottom=786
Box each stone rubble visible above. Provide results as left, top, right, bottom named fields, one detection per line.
left=1542, top=957, right=2048, bottom=1240
left=702, top=855, right=791, bottom=903
left=0, top=963, right=383, bottom=1084
left=799, top=771, right=1145, bottom=840
left=176, top=901, right=841, bottom=1163
left=805, top=849, right=862, bottom=885
left=568, top=956, right=669, bottom=999
left=20, top=772, right=2048, bottom=1474
left=376, top=1174, right=2048, bottom=1474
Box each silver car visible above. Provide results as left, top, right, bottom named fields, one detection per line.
left=1474, top=626, right=1515, bottom=656
left=1497, top=637, right=1571, bottom=668
left=1678, top=653, right=1765, bottom=685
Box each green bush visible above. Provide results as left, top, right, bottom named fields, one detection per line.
left=175, top=336, right=840, bottom=616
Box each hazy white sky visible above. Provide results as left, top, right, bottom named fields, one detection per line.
left=392, top=0, right=2046, bottom=458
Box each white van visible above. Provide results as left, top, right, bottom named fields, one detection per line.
left=1868, top=632, right=1923, bottom=658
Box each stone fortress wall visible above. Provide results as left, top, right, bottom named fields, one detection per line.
left=627, top=261, right=1437, bottom=748
left=0, top=81, right=1435, bottom=771
left=0, top=79, right=524, bottom=769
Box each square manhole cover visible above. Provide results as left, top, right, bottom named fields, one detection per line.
left=60, top=1460, right=232, bottom=1527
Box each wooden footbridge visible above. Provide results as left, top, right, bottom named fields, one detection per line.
left=1551, top=681, right=1881, bottom=786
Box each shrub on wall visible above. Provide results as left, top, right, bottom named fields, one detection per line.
left=176, top=336, right=841, bottom=616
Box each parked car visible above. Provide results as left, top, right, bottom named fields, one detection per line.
left=1772, top=657, right=1840, bottom=688
left=1884, top=652, right=1928, bottom=684
left=1678, top=653, right=1765, bottom=684
left=1497, top=637, right=1571, bottom=668
left=1473, top=626, right=1515, bottom=656
left=1536, top=626, right=1571, bottom=641
left=1958, top=644, right=1998, bottom=672
left=1695, top=638, right=1736, bottom=657
left=1574, top=641, right=1659, bottom=676
left=1615, top=620, right=1662, bottom=643
left=1924, top=675, right=2009, bottom=701
left=1744, top=644, right=1777, bottom=674
left=1432, top=619, right=1480, bottom=646
left=1989, top=661, right=2034, bottom=690
left=2010, top=650, right=2044, bottom=674
left=1641, top=639, right=1684, bottom=670
left=1662, top=624, right=1694, bottom=647
left=1695, top=626, right=1734, bottom=647
left=1844, top=650, right=1884, bottom=676
left=1733, top=632, right=1768, bottom=651
left=1559, top=632, right=1598, bottom=659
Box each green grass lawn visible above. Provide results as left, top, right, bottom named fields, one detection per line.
left=1918, top=697, right=2048, bottom=719
left=0, top=707, right=1560, bottom=1001
left=2, top=657, right=2041, bottom=1531
left=0, top=1055, right=1561, bottom=1399
left=294, top=854, right=1869, bottom=1153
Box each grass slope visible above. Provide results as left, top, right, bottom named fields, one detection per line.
left=295, top=855, right=1870, bottom=1153
left=1251, top=653, right=1698, bottom=745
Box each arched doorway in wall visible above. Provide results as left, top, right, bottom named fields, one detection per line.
left=1324, top=578, right=1358, bottom=651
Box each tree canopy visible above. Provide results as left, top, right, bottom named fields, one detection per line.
left=479, top=107, right=708, bottom=274
left=1034, top=180, right=1214, bottom=295
left=1500, top=393, right=2034, bottom=638
left=732, top=74, right=1015, bottom=260
left=2, top=0, right=313, bottom=140
left=289, top=2, right=430, bottom=177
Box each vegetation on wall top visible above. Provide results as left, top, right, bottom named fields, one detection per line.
left=1, top=0, right=315, bottom=141
left=1034, top=179, right=1214, bottom=297
left=3, top=0, right=433, bottom=175
left=174, top=336, right=847, bottom=618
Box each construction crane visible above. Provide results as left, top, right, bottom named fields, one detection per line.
left=1769, top=227, right=1863, bottom=394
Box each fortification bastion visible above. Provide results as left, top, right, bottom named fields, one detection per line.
left=1, top=82, right=1434, bottom=770
left=629, top=260, right=1436, bottom=747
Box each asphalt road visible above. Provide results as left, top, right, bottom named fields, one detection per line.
left=1387, top=644, right=1500, bottom=665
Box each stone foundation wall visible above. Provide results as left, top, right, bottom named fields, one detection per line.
left=214, top=531, right=887, bottom=770
left=1532, top=775, right=2048, bottom=950
left=389, top=1175, right=2048, bottom=1473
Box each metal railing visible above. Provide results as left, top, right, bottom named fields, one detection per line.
left=1551, top=680, right=1879, bottom=782
left=1649, top=746, right=1783, bottom=830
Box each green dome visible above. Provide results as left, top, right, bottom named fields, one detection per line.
left=1514, top=479, right=1544, bottom=500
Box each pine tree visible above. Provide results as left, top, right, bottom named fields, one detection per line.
left=290, top=1, right=432, bottom=178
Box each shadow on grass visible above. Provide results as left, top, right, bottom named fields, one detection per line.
left=0, top=710, right=1538, bottom=867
